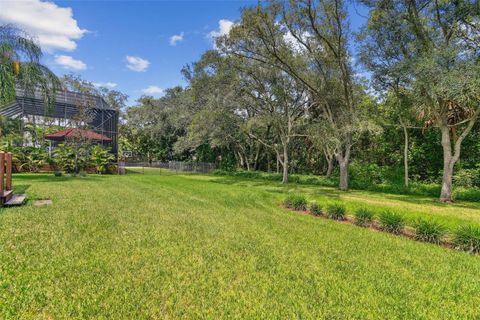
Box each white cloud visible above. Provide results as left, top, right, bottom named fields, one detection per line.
left=208, top=19, right=235, bottom=40
left=142, top=85, right=163, bottom=95
left=93, top=82, right=118, bottom=89
left=281, top=27, right=311, bottom=53
left=126, top=55, right=150, bottom=72
left=169, top=32, right=184, bottom=46
left=54, top=55, right=87, bottom=70
left=0, top=0, right=86, bottom=52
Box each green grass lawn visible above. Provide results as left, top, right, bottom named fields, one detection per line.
left=216, top=175, right=480, bottom=230
left=1, top=172, right=480, bottom=319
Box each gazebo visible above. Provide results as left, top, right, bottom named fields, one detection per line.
left=44, top=128, right=112, bottom=156
left=44, top=128, right=112, bottom=142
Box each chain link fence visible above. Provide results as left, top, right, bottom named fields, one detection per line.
left=118, top=160, right=216, bottom=175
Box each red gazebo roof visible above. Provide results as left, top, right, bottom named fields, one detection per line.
left=44, top=128, right=112, bottom=142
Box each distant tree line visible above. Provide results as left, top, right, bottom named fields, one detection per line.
left=120, top=0, right=480, bottom=202
left=1, top=1, right=479, bottom=202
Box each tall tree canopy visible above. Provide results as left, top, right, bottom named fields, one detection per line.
left=218, top=0, right=372, bottom=190
left=360, top=0, right=480, bottom=201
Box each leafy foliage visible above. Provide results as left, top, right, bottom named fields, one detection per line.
left=378, top=211, right=405, bottom=234
left=17, top=147, right=48, bottom=173
left=90, top=145, right=115, bottom=174
left=284, top=194, right=307, bottom=211
left=309, top=201, right=322, bottom=216
left=354, top=208, right=374, bottom=227
left=453, top=225, right=480, bottom=254
left=413, top=219, right=446, bottom=244
left=326, top=203, right=346, bottom=220
left=0, top=25, right=59, bottom=107
left=454, top=168, right=480, bottom=188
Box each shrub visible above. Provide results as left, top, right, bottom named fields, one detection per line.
left=53, top=171, right=63, bottom=177
left=326, top=203, right=346, bottom=220
left=350, top=162, right=380, bottom=187
left=454, top=168, right=480, bottom=188
left=453, top=187, right=480, bottom=202
left=90, top=145, right=115, bottom=174
left=453, top=225, right=480, bottom=253
left=413, top=219, right=446, bottom=244
left=309, top=201, right=322, bottom=216
left=354, top=208, right=374, bottom=227
left=378, top=211, right=405, bottom=234
left=17, top=147, right=48, bottom=173
left=284, top=194, right=307, bottom=211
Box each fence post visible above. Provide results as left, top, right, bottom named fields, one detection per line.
left=0, top=153, right=4, bottom=193
left=6, top=153, right=12, bottom=191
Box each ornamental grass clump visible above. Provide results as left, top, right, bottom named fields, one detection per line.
left=354, top=208, right=374, bottom=227
left=453, top=225, right=480, bottom=253
left=309, top=201, right=322, bottom=216
left=284, top=194, right=307, bottom=211
left=378, top=210, right=405, bottom=234
left=413, top=219, right=446, bottom=244
left=326, top=203, right=346, bottom=220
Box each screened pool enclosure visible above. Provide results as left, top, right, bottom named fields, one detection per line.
left=0, top=88, right=119, bottom=154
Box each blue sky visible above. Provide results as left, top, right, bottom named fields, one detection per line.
left=0, top=0, right=368, bottom=106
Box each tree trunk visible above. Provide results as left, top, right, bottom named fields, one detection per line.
left=335, top=143, right=351, bottom=191
left=402, top=122, right=409, bottom=187
left=237, top=151, right=244, bottom=169
left=276, top=155, right=280, bottom=174
left=324, top=151, right=334, bottom=177
left=282, top=144, right=289, bottom=184
left=440, top=163, right=454, bottom=202
left=440, top=125, right=454, bottom=202
left=266, top=151, right=271, bottom=172
left=254, top=143, right=261, bottom=170
left=326, top=160, right=334, bottom=176
left=338, top=158, right=348, bottom=191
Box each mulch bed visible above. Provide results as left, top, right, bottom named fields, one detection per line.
left=283, top=205, right=461, bottom=252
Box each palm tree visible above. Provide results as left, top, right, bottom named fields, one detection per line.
left=0, top=24, right=59, bottom=107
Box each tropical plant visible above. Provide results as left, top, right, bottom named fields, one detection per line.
left=309, top=201, right=322, bottom=216
left=18, top=147, right=48, bottom=172
left=326, top=203, right=346, bottom=220
left=354, top=208, right=374, bottom=227
left=284, top=194, right=307, bottom=211
left=0, top=25, right=59, bottom=107
left=378, top=211, right=405, bottom=234
left=91, top=145, right=115, bottom=174
left=453, top=225, right=480, bottom=254
left=413, top=219, right=446, bottom=244
left=54, top=144, right=76, bottom=173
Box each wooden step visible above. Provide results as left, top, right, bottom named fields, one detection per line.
left=4, top=194, right=26, bottom=207
left=0, top=190, right=13, bottom=204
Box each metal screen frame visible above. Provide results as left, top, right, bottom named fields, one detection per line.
left=0, top=88, right=119, bottom=154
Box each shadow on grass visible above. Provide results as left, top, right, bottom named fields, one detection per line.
left=13, top=173, right=105, bottom=183
left=210, top=176, right=342, bottom=199
left=13, top=184, right=30, bottom=194
left=376, top=192, right=480, bottom=210
left=209, top=175, right=480, bottom=210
